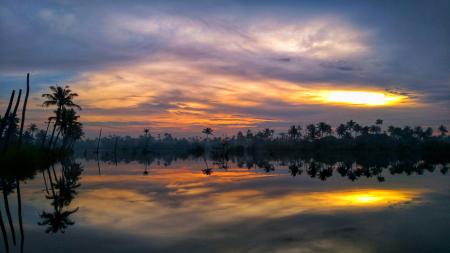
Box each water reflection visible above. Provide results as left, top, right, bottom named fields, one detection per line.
left=0, top=153, right=449, bottom=252
left=38, top=161, right=82, bottom=234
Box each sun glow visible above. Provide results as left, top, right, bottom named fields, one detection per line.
left=321, top=90, right=406, bottom=106
left=335, top=190, right=414, bottom=206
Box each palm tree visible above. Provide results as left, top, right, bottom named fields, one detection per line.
left=27, top=123, right=38, bottom=138
left=288, top=125, right=299, bottom=140
left=423, top=127, right=433, bottom=139
left=413, top=126, right=424, bottom=139
left=369, top=125, right=381, bottom=134
left=353, top=123, right=362, bottom=137
left=336, top=124, right=348, bottom=138
left=375, top=119, right=383, bottom=126
left=306, top=124, right=318, bottom=140
left=317, top=122, right=332, bottom=138
left=346, top=120, right=356, bottom=136
left=58, top=109, right=82, bottom=149
left=262, top=128, right=274, bottom=139
left=375, top=119, right=383, bottom=134
left=202, top=127, right=213, bottom=140
left=143, top=128, right=150, bottom=152
left=438, top=125, right=448, bottom=137
left=42, top=85, right=81, bottom=148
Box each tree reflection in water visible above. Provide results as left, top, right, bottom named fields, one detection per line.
left=0, top=158, right=82, bottom=252
left=0, top=151, right=449, bottom=252
left=39, top=160, right=82, bottom=234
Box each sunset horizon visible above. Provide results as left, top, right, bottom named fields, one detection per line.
left=1, top=0, right=449, bottom=137
left=1, top=1, right=450, bottom=253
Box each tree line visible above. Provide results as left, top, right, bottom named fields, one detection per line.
left=77, top=119, right=449, bottom=157
left=0, top=74, right=84, bottom=162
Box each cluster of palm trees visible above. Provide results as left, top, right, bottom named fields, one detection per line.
left=39, top=160, right=82, bottom=234
left=0, top=74, right=84, bottom=154
left=41, top=85, right=83, bottom=150
left=230, top=119, right=448, bottom=142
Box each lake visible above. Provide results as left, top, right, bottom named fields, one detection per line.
left=2, top=156, right=450, bottom=253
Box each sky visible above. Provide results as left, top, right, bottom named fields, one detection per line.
left=1, top=0, right=449, bottom=137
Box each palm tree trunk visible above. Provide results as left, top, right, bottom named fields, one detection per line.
left=41, top=120, right=52, bottom=148
left=46, top=167, right=56, bottom=198
left=42, top=171, right=50, bottom=195
left=48, top=106, right=62, bottom=149
left=47, top=121, right=58, bottom=149
left=52, top=128, right=62, bottom=149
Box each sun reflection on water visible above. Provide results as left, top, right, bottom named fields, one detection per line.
left=332, top=190, right=415, bottom=206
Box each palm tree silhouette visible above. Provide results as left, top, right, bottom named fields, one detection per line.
left=317, top=122, right=332, bottom=138
left=56, top=108, right=82, bottom=149
left=306, top=124, right=318, bottom=140
left=27, top=123, right=37, bottom=139
left=346, top=120, right=356, bottom=137
left=202, top=128, right=213, bottom=140
left=42, top=85, right=81, bottom=148
left=336, top=124, right=348, bottom=138
left=438, top=125, right=448, bottom=137
left=38, top=208, right=78, bottom=234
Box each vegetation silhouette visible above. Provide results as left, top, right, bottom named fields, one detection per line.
left=76, top=119, right=449, bottom=168
left=0, top=74, right=84, bottom=252
left=38, top=159, right=82, bottom=234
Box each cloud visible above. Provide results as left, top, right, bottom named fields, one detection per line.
left=0, top=0, right=449, bottom=136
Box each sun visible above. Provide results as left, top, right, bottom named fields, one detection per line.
left=320, top=90, right=406, bottom=106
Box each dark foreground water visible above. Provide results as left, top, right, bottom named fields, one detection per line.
left=1, top=157, right=450, bottom=253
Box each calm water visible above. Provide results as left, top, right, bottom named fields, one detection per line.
left=2, top=157, right=450, bottom=253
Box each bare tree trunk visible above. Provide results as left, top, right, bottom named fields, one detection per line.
left=114, top=137, right=118, bottom=166
left=2, top=90, right=22, bottom=152
left=0, top=208, right=9, bottom=253
left=0, top=90, right=15, bottom=140
left=95, top=128, right=102, bottom=154
left=1, top=181, right=16, bottom=245
left=18, top=73, right=30, bottom=148
left=16, top=178, right=24, bottom=253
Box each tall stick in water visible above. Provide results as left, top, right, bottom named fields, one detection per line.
left=16, top=179, right=24, bottom=253
left=96, top=128, right=102, bottom=175
left=96, top=128, right=102, bottom=154
left=0, top=90, right=15, bottom=140
left=1, top=181, right=16, bottom=245
left=114, top=136, right=118, bottom=166
left=18, top=73, right=30, bottom=148
left=2, top=90, right=22, bottom=152
left=0, top=208, right=9, bottom=252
